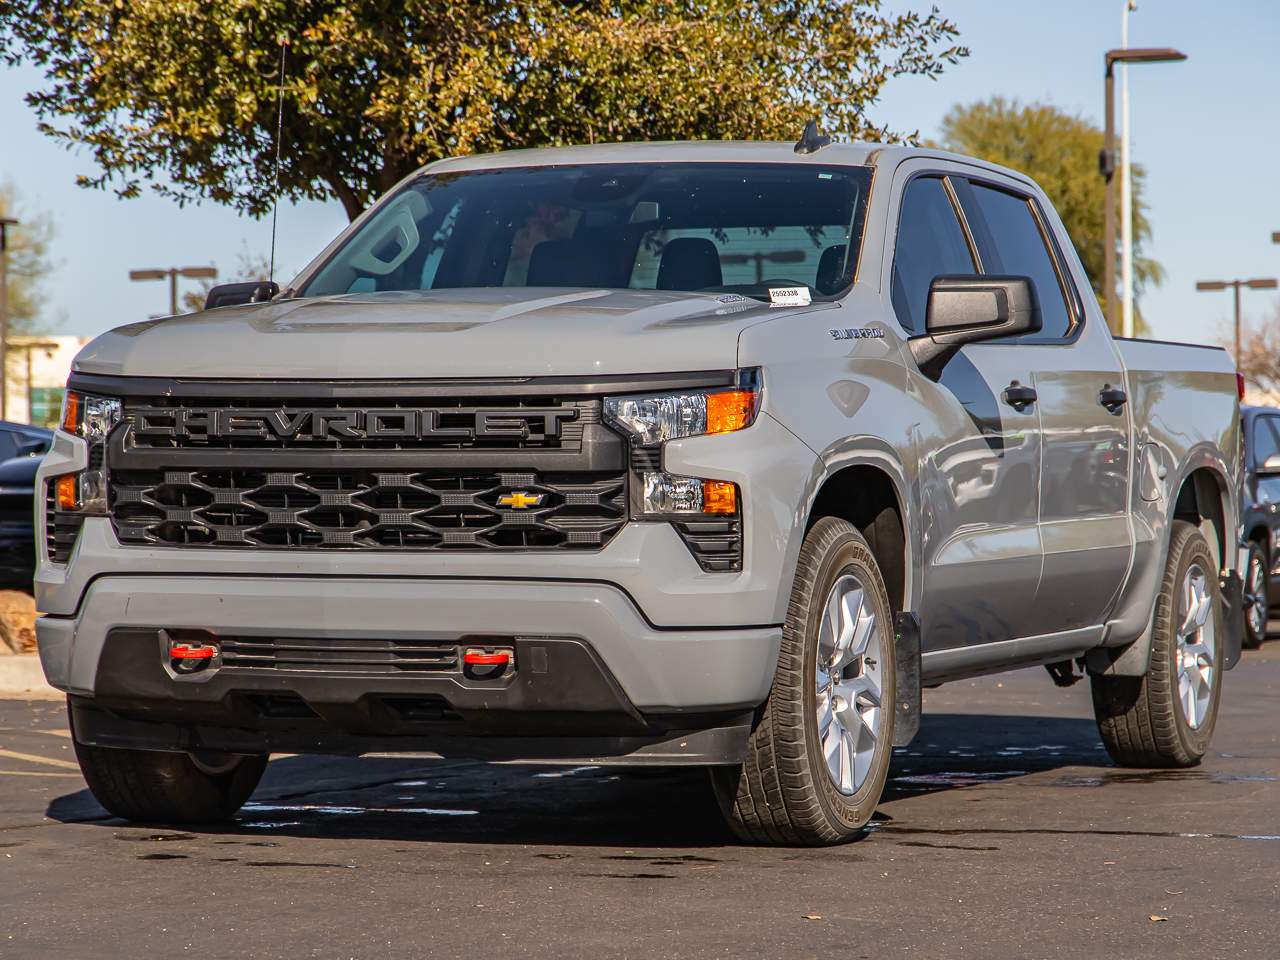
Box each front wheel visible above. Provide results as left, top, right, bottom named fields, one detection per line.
left=74, top=734, right=267, bottom=824
left=1243, top=540, right=1268, bottom=649
left=1091, top=521, right=1223, bottom=767
left=712, top=517, right=895, bottom=845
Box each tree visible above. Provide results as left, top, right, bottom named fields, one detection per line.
left=0, top=2, right=966, bottom=223
left=938, top=97, right=1163, bottom=333
left=0, top=180, right=55, bottom=336
left=1232, top=302, right=1280, bottom=400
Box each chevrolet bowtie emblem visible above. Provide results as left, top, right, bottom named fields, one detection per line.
left=497, top=491, right=544, bottom=509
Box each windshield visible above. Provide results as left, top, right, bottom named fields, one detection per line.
left=301, top=162, right=872, bottom=302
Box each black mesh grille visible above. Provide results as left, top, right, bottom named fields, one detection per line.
left=110, top=468, right=626, bottom=550
left=219, top=636, right=461, bottom=674
left=45, top=483, right=83, bottom=564
left=109, top=393, right=629, bottom=552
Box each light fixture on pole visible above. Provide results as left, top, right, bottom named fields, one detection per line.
left=129, top=266, right=218, bottom=317
left=1196, top=277, right=1279, bottom=373
left=1101, top=46, right=1186, bottom=334
left=0, top=217, right=18, bottom=421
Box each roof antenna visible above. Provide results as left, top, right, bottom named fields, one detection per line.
left=794, top=120, right=832, bottom=155
left=266, top=35, right=289, bottom=294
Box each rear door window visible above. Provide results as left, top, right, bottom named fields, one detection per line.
left=890, top=177, right=977, bottom=335
left=954, top=181, right=1075, bottom=341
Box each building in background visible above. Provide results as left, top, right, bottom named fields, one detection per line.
left=4, top=335, right=87, bottom=428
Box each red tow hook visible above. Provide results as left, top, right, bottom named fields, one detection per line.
left=170, top=643, right=219, bottom=661
left=462, top=647, right=514, bottom=677
left=168, top=637, right=220, bottom=674
left=463, top=648, right=512, bottom=667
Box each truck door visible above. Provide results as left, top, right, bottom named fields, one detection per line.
left=891, top=173, right=1045, bottom=651
left=951, top=177, right=1132, bottom=634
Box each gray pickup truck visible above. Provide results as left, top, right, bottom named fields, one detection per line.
left=36, top=140, right=1243, bottom=845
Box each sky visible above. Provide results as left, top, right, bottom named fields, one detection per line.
left=0, top=0, right=1277, bottom=345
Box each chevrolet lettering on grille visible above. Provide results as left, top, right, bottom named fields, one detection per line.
left=130, top=406, right=578, bottom=442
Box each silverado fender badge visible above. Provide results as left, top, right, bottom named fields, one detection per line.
left=829, top=327, right=885, bottom=341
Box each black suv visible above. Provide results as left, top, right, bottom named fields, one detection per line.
left=0, top=420, right=52, bottom=588
left=1241, top=405, right=1280, bottom=647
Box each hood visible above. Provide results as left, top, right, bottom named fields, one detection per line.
left=74, top=288, right=831, bottom=380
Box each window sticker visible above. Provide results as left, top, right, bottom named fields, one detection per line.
left=768, top=286, right=812, bottom=307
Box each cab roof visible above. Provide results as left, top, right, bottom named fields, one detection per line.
left=423, top=140, right=1037, bottom=189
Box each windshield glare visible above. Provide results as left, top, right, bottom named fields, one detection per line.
left=302, top=162, right=872, bottom=302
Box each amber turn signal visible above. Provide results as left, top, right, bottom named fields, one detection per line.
left=55, top=475, right=78, bottom=510
left=706, top=390, right=758, bottom=435
left=61, top=391, right=80, bottom=433
left=701, top=480, right=738, bottom=515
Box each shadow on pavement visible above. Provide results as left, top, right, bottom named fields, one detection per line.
left=46, top=712, right=1129, bottom=848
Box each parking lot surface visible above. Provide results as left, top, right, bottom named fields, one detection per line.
left=2, top=644, right=1277, bottom=959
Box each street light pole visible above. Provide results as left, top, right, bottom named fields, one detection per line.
left=129, top=266, right=218, bottom=317
left=1120, top=1, right=1135, bottom=339
left=1101, top=46, right=1186, bottom=334
left=1196, top=278, right=1280, bottom=373
left=0, top=217, right=18, bottom=421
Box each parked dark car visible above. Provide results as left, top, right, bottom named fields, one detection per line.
left=1240, top=404, right=1280, bottom=647
left=0, top=420, right=53, bottom=589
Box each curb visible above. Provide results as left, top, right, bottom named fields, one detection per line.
left=0, top=655, right=61, bottom=700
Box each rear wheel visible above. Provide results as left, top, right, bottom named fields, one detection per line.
left=712, top=517, right=895, bottom=845
left=1091, top=521, right=1223, bottom=767
left=73, top=733, right=267, bottom=824
left=1243, top=540, right=1268, bottom=649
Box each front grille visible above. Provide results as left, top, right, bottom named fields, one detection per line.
left=110, top=468, right=626, bottom=550
left=45, top=482, right=84, bottom=564
left=108, top=392, right=630, bottom=552
left=220, top=636, right=460, bottom=675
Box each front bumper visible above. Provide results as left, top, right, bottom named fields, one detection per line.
left=39, top=574, right=779, bottom=763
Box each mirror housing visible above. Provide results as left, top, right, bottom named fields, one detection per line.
left=203, top=280, right=280, bottom=311
left=907, top=275, right=1041, bottom=380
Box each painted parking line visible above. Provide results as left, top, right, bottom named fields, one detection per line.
left=0, top=769, right=81, bottom=778
left=0, top=748, right=81, bottom=770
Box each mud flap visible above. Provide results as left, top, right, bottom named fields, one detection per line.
left=892, top=611, right=922, bottom=746
left=1220, top=570, right=1244, bottom=671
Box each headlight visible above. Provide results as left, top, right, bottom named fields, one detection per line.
left=603, top=370, right=761, bottom=445
left=642, top=473, right=737, bottom=515
left=54, top=390, right=122, bottom=515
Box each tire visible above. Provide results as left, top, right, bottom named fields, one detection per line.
left=73, top=733, right=267, bottom=824
left=1243, top=540, right=1268, bottom=650
left=712, top=517, right=895, bottom=845
left=1091, top=520, right=1224, bottom=768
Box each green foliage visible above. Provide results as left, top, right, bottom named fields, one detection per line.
left=939, top=96, right=1164, bottom=332
left=0, top=180, right=55, bottom=335
left=0, top=1, right=966, bottom=221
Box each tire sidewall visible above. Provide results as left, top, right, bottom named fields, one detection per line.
left=1245, top=541, right=1267, bottom=648
left=1161, top=528, right=1224, bottom=757
left=798, top=522, right=896, bottom=831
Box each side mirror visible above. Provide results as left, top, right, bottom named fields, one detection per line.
left=203, top=280, right=280, bottom=311
left=908, top=275, right=1041, bottom=380
left=1258, top=455, right=1280, bottom=476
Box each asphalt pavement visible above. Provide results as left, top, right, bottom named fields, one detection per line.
left=1, top=642, right=1277, bottom=960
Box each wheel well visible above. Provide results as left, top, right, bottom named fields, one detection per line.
left=807, top=466, right=905, bottom=612
left=1173, top=468, right=1229, bottom=572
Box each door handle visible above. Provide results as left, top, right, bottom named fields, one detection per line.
left=1002, top=380, right=1037, bottom=411
left=1099, top=383, right=1128, bottom=413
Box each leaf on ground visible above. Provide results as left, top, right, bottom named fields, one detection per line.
left=801, top=915, right=822, bottom=921
left=1148, top=915, right=1169, bottom=923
